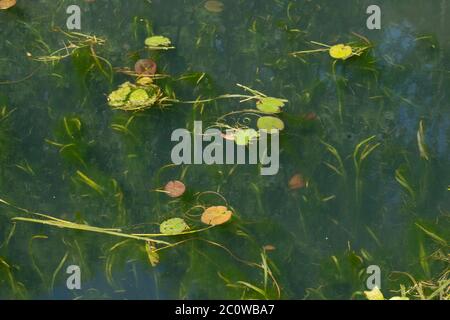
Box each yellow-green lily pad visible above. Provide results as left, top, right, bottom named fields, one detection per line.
left=234, top=129, right=258, bottom=146
left=256, top=97, right=285, bottom=114
left=329, top=44, right=353, bottom=60
left=257, top=116, right=285, bottom=131
left=159, top=218, right=189, bottom=235
left=364, top=287, right=385, bottom=300
left=145, top=36, right=172, bottom=49
left=107, top=83, right=132, bottom=107
left=128, top=89, right=150, bottom=105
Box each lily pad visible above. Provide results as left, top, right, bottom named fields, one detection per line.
left=108, top=82, right=163, bottom=111
left=145, top=36, right=172, bottom=49
left=256, top=97, right=285, bottom=114
left=364, top=287, right=385, bottom=300
left=0, top=0, right=16, bottom=10
left=234, top=129, right=258, bottom=146
left=128, top=89, right=150, bottom=104
left=201, top=206, right=233, bottom=226
left=136, top=77, right=153, bottom=86
left=329, top=44, right=353, bottom=60
left=204, top=0, right=224, bottom=13
left=164, top=180, right=186, bottom=198
left=288, top=173, right=305, bottom=190
left=107, top=83, right=132, bottom=107
left=257, top=116, right=285, bottom=131
left=159, top=218, right=190, bottom=235
left=134, top=59, right=157, bottom=75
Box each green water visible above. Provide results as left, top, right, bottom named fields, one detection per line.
left=0, top=0, right=449, bottom=300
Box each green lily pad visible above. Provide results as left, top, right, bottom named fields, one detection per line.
left=107, top=83, right=132, bottom=107
left=128, top=89, right=150, bottom=104
left=145, top=36, right=172, bottom=49
left=257, top=116, right=285, bottom=131
left=107, top=81, right=163, bottom=111
left=159, top=218, right=189, bottom=235
left=234, top=129, right=258, bottom=146
left=256, top=97, right=285, bottom=114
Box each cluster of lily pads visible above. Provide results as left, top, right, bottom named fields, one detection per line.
left=107, top=35, right=174, bottom=111
left=217, top=87, right=288, bottom=146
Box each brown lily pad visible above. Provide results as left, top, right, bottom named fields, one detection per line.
left=164, top=180, right=186, bottom=198
left=201, top=206, right=233, bottom=226
left=204, top=0, right=224, bottom=13
left=0, top=0, right=16, bottom=9
left=288, top=173, right=305, bottom=190
left=134, top=59, right=157, bottom=76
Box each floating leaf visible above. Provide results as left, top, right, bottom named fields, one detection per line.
left=107, top=82, right=163, bottom=111
left=160, top=218, right=189, bottom=235
left=329, top=44, right=353, bottom=60
left=136, top=77, right=153, bottom=86
left=257, top=116, right=285, bottom=131
left=288, top=173, right=305, bottom=190
left=108, top=82, right=132, bottom=107
left=256, top=97, right=285, bottom=114
left=234, top=129, right=258, bottom=146
left=389, top=296, right=410, bottom=300
left=364, top=287, right=385, bottom=300
left=201, top=206, right=233, bottom=226
left=134, top=59, right=157, bottom=75
left=0, top=0, right=16, bottom=10
left=145, top=242, right=159, bottom=267
left=204, top=0, right=224, bottom=13
left=164, top=180, right=186, bottom=198
left=128, top=89, right=150, bottom=105
left=145, top=36, right=172, bottom=49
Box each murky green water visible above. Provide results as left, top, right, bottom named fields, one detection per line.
left=0, top=0, right=449, bottom=300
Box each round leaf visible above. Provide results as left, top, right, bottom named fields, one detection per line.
left=0, top=0, right=16, bottom=10
left=145, top=36, right=172, bottom=48
left=134, top=59, right=157, bottom=75
left=256, top=97, right=284, bottom=114
left=164, top=180, right=186, bottom=198
left=160, top=218, right=189, bottom=235
left=288, top=173, right=305, bottom=190
left=257, top=116, right=285, bottom=131
left=128, top=89, right=150, bottom=104
left=204, top=0, right=224, bottom=13
left=364, top=287, right=385, bottom=300
left=201, top=206, right=233, bottom=226
left=329, top=44, right=353, bottom=60
left=234, top=129, right=258, bottom=146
